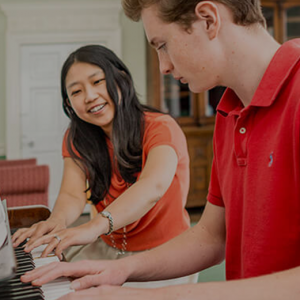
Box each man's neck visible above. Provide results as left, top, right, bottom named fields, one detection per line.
left=221, top=24, right=281, bottom=107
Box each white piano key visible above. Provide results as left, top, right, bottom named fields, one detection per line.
left=29, top=245, right=73, bottom=300
left=34, top=256, right=59, bottom=267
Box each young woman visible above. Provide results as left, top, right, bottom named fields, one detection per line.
left=12, top=45, right=191, bottom=263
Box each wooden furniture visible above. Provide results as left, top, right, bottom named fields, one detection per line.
left=146, top=0, right=300, bottom=208
left=8, top=205, right=51, bottom=229
left=262, top=0, right=300, bottom=43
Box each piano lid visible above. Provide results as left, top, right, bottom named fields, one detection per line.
left=0, top=199, right=17, bottom=283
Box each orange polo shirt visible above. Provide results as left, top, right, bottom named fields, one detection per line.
left=62, top=112, right=190, bottom=251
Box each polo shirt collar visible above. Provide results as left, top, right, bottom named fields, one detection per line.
left=217, top=39, right=300, bottom=116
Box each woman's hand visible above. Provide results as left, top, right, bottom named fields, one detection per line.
left=23, top=219, right=103, bottom=260
left=21, top=259, right=128, bottom=289
left=12, top=217, right=66, bottom=248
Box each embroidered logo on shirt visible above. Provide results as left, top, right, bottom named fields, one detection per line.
left=268, top=152, right=274, bottom=167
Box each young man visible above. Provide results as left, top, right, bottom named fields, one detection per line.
left=21, top=1, right=300, bottom=299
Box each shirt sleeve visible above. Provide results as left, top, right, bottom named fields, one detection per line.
left=62, top=131, right=71, bottom=158
left=143, top=114, right=188, bottom=160
left=207, top=154, right=224, bottom=207
left=62, top=130, right=80, bottom=158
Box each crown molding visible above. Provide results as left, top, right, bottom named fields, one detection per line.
left=0, top=0, right=122, bottom=33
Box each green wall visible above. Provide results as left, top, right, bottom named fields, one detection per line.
left=0, top=0, right=146, bottom=156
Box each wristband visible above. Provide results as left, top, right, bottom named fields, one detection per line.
left=99, top=210, right=114, bottom=235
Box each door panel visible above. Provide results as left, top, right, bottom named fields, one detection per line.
left=20, top=43, right=95, bottom=209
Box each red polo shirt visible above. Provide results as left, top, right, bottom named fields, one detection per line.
left=208, top=39, right=300, bottom=279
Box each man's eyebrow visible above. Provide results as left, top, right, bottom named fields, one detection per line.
left=67, top=71, right=104, bottom=89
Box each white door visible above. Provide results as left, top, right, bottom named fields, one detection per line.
left=20, top=43, right=92, bottom=209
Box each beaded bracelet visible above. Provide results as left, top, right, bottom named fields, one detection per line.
left=100, top=210, right=114, bottom=235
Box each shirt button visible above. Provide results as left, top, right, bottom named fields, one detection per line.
left=239, top=127, right=246, bottom=134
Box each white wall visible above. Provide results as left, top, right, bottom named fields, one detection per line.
left=0, top=0, right=147, bottom=157
left=121, top=13, right=147, bottom=104
left=0, top=8, right=6, bottom=156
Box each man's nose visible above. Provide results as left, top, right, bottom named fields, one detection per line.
left=159, top=54, right=173, bottom=75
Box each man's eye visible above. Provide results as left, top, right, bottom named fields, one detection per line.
left=157, top=44, right=166, bottom=51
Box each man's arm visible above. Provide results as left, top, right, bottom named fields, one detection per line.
left=150, top=266, right=300, bottom=300
left=50, top=267, right=300, bottom=300
left=124, top=201, right=226, bottom=282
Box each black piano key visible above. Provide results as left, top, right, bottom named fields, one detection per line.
left=0, top=291, right=44, bottom=300
left=17, top=260, right=35, bottom=268
left=14, top=251, right=31, bottom=257
left=0, top=288, right=42, bottom=297
left=14, top=266, right=34, bottom=274
left=1, top=227, right=70, bottom=300
left=0, top=281, right=32, bottom=288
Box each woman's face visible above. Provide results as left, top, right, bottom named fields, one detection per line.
left=65, top=62, right=116, bottom=137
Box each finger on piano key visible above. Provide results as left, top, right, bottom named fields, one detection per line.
left=41, top=237, right=64, bottom=260
left=22, top=262, right=65, bottom=285
left=11, top=227, right=30, bottom=247
left=23, top=257, right=61, bottom=284
left=42, top=278, right=73, bottom=300
left=24, top=234, right=58, bottom=254
left=7, top=242, right=72, bottom=300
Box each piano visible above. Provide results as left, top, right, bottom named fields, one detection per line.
left=0, top=199, right=73, bottom=300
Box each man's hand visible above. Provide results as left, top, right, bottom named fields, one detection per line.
left=21, top=259, right=129, bottom=289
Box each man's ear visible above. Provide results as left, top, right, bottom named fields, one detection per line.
left=194, top=1, right=221, bottom=39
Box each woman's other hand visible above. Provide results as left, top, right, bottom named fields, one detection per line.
left=12, top=217, right=66, bottom=248
left=23, top=218, right=104, bottom=260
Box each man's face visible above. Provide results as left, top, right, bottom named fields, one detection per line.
left=141, top=5, right=222, bottom=93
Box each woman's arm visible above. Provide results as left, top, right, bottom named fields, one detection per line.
left=12, top=157, right=87, bottom=247
left=24, top=145, right=182, bottom=258
left=93, top=145, right=179, bottom=232
left=20, top=144, right=186, bottom=259
left=49, top=157, right=88, bottom=226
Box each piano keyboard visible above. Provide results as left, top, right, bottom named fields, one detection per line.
left=0, top=242, right=73, bottom=300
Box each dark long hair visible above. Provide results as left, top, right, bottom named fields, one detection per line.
left=61, top=45, right=158, bottom=205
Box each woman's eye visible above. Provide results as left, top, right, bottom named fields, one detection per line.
left=71, top=90, right=80, bottom=96
left=94, top=78, right=105, bottom=85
